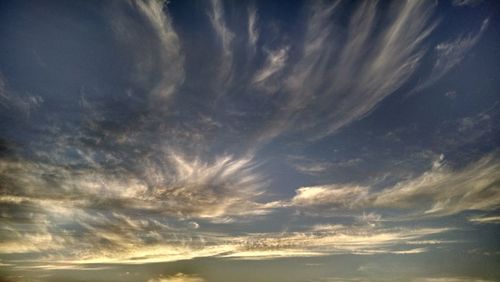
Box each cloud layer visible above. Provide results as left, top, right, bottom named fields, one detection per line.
left=0, top=0, right=498, bottom=280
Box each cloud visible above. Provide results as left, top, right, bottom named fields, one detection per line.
left=0, top=150, right=268, bottom=219
left=452, top=0, right=483, bottom=7
left=223, top=225, right=450, bottom=259
left=0, top=1, right=497, bottom=277
left=0, top=72, right=44, bottom=118
left=208, top=0, right=234, bottom=87
left=247, top=5, right=259, bottom=54
left=256, top=0, right=438, bottom=142
left=287, top=152, right=500, bottom=217
left=136, top=0, right=185, bottom=102
left=372, top=153, right=500, bottom=216
left=0, top=170, right=452, bottom=267
left=416, top=18, right=488, bottom=91
left=252, top=47, right=289, bottom=92
left=433, top=18, right=488, bottom=74
left=0, top=150, right=272, bottom=264
left=148, top=273, right=205, bottom=282
left=287, top=155, right=362, bottom=175
left=290, top=162, right=331, bottom=175
left=290, top=184, right=369, bottom=209
left=108, top=0, right=184, bottom=104
left=468, top=215, right=500, bottom=224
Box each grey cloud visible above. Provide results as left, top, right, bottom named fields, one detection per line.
left=417, top=18, right=488, bottom=91
left=208, top=0, right=234, bottom=89
left=0, top=73, right=44, bottom=119
left=252, top=46, right=289, bottom=92
left=433, top=18, right=488, bottom=73
left=452, top=0, right=483, bottom=7
left=106, top=0, right=184, bottom=105
left=247, top=5, right=259, bottom=55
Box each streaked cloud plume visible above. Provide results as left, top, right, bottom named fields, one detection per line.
left=287, top=152, right=500, bottom=217
left=0, top=0, right=498, bottom=279
left=148, top=273, right=206, bottom=282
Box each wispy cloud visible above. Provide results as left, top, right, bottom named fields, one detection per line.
left=148, top=273, right=206, bottom=282
left=247, top=5, right=259, bottom=54
left=0, top=212, right=451, bottom=268
left=290, top=184, right=369, bottom=209
left=208, top=0, right=234, bottom=88
left=0, top=72, right=44, bottom=118
left=109, top=0, right=184, bottom=104
left=0, top=0, right=498, bottom=278
left=257, top=0, right=438, bottom=141
left=452, top=0, right=483, bottom=7
left=0, top=150, right=268, bottom=219
left=372, top=152, right=500, bottom=216
left=286, top=152, right=500, bottom=217
left=416, top=18, right=488, bottom=91
left=468, top=215, right=500, bottom=224
left=253, top=48, right=288, bottom=84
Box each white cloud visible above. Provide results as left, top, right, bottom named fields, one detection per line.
left=0, top=150, right=269, bottom=219
left=224, top=225, right=450, bottom=259
left=417, top=18, right=488, bottom=91
left=208, top=0, right=234, bottom=87
left=258, top=0, right=438, bottom=142
left=136, top=0, right=185, bottom=102
left=109, top=0, right=184, bottom=104
left=372, top=153, right=500, bottom=216
left=287, top=152, right=500, bottom=217
left=253, top=47, right=288, bottom=85
left=148, top=273, right=206, bottom=282
left=290, top=185, right=369, bottom=209
left=468, top=215, right=500, bottom=224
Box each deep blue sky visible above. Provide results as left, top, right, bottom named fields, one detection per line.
left=1, top=0, right=500, bottom=281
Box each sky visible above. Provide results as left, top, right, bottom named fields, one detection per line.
left=0, top=0, right=500, bottom=281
